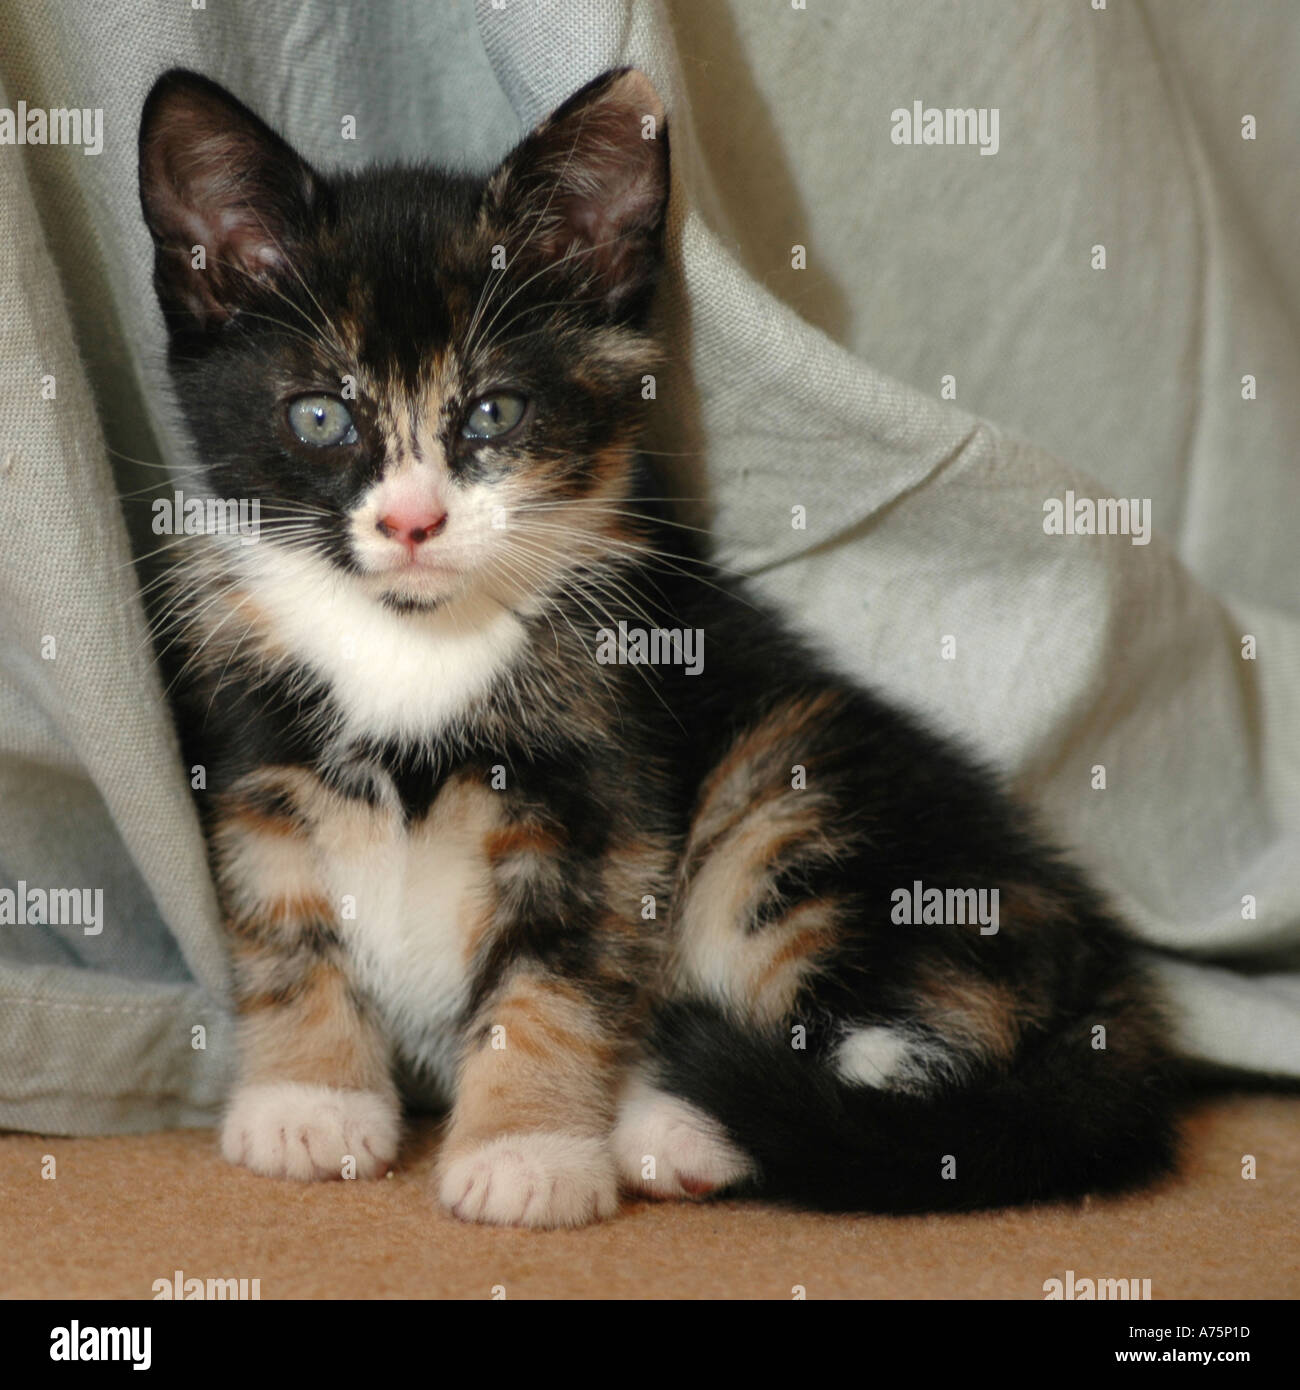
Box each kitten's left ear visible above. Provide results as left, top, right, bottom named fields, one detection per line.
left=486, top=68, right=670, bottom=320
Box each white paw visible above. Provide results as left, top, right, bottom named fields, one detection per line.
left=437, top=1132, right=619, bottom=1228
left=220, top=1082, right=400, bottom=1180
left=612, top=1077, right=755, bottom=1200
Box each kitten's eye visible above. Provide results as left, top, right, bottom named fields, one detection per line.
left=287, top=395, right=357, bottom=448
left=461, top=391, right=527, bottom=441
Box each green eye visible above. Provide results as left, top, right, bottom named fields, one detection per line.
left=287, top=395, right=357, bottom=448
left=461, top=391, right=527, bottom=440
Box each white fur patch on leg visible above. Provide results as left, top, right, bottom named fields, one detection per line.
left=612, top=1076, right=755, bottom=1200
left=832, top=1025, right=954, bottom=1093
left=220, top=1082, right=400, bottom=1180
left=437, top=1132, right=619, bottom=1229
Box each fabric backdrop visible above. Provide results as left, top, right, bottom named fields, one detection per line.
left=1, top=0, right=1297, bottom=1134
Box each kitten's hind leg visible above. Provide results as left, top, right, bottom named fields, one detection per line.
left=612, top=1070, right=756, bottom=1200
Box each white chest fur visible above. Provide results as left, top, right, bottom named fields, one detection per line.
left=311, top=773, right=502, bottom=1095
left=235, top=541, right=527, bottom=743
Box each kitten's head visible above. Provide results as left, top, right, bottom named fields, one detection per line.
left=139, top=67, right=668, bottom=615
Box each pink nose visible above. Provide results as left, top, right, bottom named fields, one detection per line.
left=377, top=509, right=447, bottom=553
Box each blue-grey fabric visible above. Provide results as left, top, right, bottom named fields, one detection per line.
left=1, top=0, right=1297, bottom=1134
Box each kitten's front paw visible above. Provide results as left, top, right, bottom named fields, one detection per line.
left=221, top=1082, right=400, bottom=1181
left=437, top=1132, right=619, bottom=1228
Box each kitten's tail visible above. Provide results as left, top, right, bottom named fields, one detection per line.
left=644, top=999, right=1178, bottom=1213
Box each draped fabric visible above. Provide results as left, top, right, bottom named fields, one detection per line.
left=1, top=0, right=1296, bottom=1133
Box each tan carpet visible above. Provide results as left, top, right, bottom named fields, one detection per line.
left=3, top=1093, right=1296, bottom=1300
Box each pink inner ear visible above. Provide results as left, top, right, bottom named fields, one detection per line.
left=166, top=133, right=287, bottom=274
left=212, top=206, right=287, bottom=280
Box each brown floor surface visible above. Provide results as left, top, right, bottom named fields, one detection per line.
left=2, top=1094, right=1296, bottom=1300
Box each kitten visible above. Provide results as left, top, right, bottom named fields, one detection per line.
left=137, top=67, right=1175, bottom=1226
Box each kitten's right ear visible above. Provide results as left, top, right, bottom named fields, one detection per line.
left=138, top=69, right=321, bottom=329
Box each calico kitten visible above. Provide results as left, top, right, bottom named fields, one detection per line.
left=137, top=67, right=1175, bottom=1226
